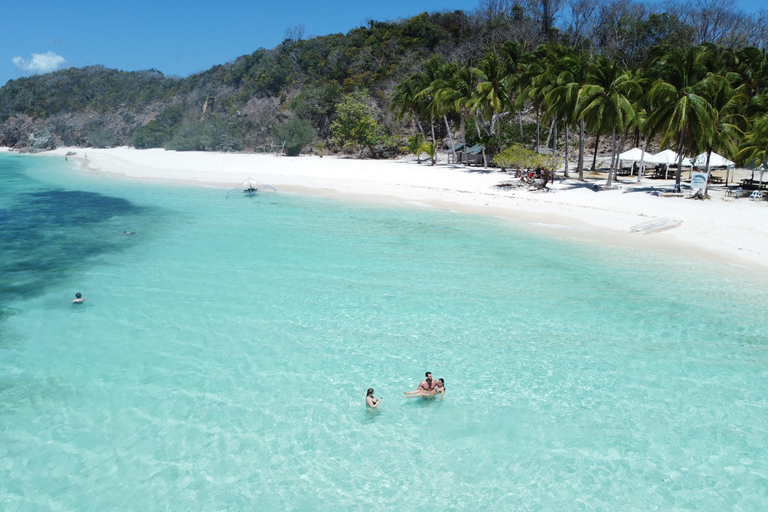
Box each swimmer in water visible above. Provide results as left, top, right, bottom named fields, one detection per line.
left=72, top=292, right=87, bottom=303
left=123, top=231, right=137, bottom=235
left=366, top=388, right=381, bottom=407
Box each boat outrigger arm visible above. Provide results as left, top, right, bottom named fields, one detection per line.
left=226, top=178, right=277, bottom=198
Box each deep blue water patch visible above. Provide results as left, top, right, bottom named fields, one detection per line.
left=0, top=158, right=145, bottom=320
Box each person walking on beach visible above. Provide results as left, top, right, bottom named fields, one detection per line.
left=72, top=292, right=87, bottom=303
left=366, top=388, right=381, bottom=407
left=404, top=372, right=437, bottom=397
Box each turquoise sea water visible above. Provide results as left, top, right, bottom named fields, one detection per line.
left=2, top=153, right=768, bottom=511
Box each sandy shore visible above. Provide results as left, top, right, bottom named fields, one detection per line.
left=31, top=147, right=768, bottom=272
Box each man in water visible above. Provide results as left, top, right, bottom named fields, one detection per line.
left=404, top=371, right=437, bottom=397
left=72, top=292, right=87, bottom=303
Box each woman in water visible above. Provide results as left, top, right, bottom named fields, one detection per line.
left=366, top=388, right=381, bottom=408
left=433, top=378, right=445, bottom=400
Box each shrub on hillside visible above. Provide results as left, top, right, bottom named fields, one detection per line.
left=330, top=91, right=385, bottom=156
left=88, top=126, right=116, bottom=148
left=165, top=118, right=227, bottom=151
left=274, top=118, right=316, bottom=156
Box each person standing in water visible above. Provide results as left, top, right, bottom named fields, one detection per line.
left=433, top=378, right=445, bottom=400
left=72, top=292, right=87, bottom=303
left=404, top=371, right=437, bottom=397
left=366, top=388, right=381, bottom=407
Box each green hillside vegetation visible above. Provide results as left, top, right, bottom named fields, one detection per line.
left=1, top=0, right=766, bottom=174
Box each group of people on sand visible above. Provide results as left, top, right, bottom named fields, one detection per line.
left=366, top=371, right=445, bottom=408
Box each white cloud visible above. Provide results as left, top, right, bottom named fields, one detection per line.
left=12, top=51, right=67, bottom=74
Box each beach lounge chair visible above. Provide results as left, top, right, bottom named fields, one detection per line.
left=749, top=190, right=763, bottom=201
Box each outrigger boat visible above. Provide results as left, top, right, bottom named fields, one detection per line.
left=226, top=178, right=277, bottom=198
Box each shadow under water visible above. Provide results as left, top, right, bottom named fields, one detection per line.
left=0, top=185, right=145, bottom=322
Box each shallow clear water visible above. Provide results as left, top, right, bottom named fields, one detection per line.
left=2, top=154, right=768, bottom=511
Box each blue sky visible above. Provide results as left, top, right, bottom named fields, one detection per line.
left=2, top=0, right=762, bottom=87
left=0, top=0, right=478, bottom=86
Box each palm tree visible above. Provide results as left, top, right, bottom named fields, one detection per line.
left=419, top=140, right=439, bottom=166
left=470, top=53, right=509, bottom=163
left=404, top=133, right=425, bottom=164
left=499, top=41, right=529, bottom=141
left=418, top=56, right=446, bottom=143
left=392, top=76, right=427, bottom=140
left=417, top=61, right=460, bottom=162
left=543, top=48, right=592, bottom=178
left=436, top=64, right=479, bottom=165
left=690, top=76, right=746, bottom=193
left=578, top=56, right=639, bottom=185
left=516, top=53, right=548, bottom=151
left=731, top=47, right=768, bottom=124
left=738, top=114, right=768, bottom=167
left=644, top=45, right=715, bottom=192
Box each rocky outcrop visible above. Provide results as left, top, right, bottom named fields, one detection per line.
left=0, top=105, right=166, bottom=151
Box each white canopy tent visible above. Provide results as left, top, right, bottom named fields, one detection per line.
left=618, top=148, right=647, bottom=176
left=645, top=150, right=693, bottom=179
left=619, top=148, right=645, bottom=161
left=692, top=152, right=737, bottom=185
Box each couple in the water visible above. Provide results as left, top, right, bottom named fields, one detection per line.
left=366, top=371, right=446, bottom=407
left=404, top=371, right=445, bottom=400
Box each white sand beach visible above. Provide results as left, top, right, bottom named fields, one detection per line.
left=34, top=147, right=768, bottom=272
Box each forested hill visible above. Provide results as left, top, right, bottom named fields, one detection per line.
left=0, top=11, right=479, bottom=151
left=0, top=1, right=766, bottom=156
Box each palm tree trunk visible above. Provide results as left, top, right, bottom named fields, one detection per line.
left=497, top=114, right=503, bottom=153
left=461, top=115, right=467, bottom=164
left=606, top=127, right=616, bottom=187
left=577, top=118, right=585, bottom=181
left=591, top=134, right=600, bottom=171
left=612, top=127, right=618, bottom=178
left=430, top=116, right=436, bottom=143
left=674, top=122, right=687, bottom=193
left=417, top=121, right=427, bottom=141
left=544, top=118, right=554, bottom=150
left=704, top=150, right=713, bottom=196
left=553, top=123, right=557, bottom=153
left=617, top=130, right=627, bottom=171
left=535, top=104, right=540, bottom=151
left=444, top=115, right=456, bottom=163
left=519, top=110, right=523, bottom=138
left=563, top=117, right=569, bottom=178
left=637, top=135, right=647, bottom=183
